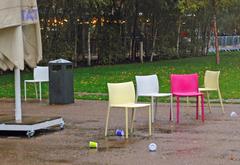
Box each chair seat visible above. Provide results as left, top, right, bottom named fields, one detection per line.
left=138, top=93, right=172, bottom=97
left=25, top=80, right=48, bottom=83
left=173, top=92, right=203, bottom=97
left=111, top=103, right=150, bottom=108
left=199, top=87, right=217, bottom=91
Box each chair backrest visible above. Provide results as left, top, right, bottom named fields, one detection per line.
left=204, top=70, right=220, bottom=89
left=135, top=74, right=159, bottom=96
left=107, top=81, right=135, bottom=106
left=170, top=73, right=199, bottom=93
left=34, top=66, right=49, bottom=81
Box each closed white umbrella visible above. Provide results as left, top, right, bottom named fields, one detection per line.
left=0, top=0, right=42, bottom=122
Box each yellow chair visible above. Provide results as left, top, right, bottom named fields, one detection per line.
left=199, top=70, right=224, bottom=113
left=105, top=81, right=152, bottom=138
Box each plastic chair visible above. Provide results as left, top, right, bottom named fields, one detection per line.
left=199, top=70, right=224, bottom=113
left=135, top=74, right=173, bottom=123
left=105, top=81, right=152, bottom=138
left=170, top=74, right=204, bottom=123
left=24, top=66, right=49, bottom=101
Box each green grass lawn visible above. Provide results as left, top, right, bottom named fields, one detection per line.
left=0, top=51, right=239, bottom=102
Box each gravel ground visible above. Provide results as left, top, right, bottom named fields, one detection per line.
left=0, top=99, right=240, bottom=165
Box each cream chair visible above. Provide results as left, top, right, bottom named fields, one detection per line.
left=135, top=74, right=173, bottom=123
left=24, top=66, right=49, bottom=101
left=199, top=70, right=224, bottom=113
left=105, top=81, right=152, bottom=138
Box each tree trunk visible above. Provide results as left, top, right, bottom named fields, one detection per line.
left=150, top=15, right=158, bottom=62
left=74, top=23, right=78, bottom=67
left=212, top=15, right=219, bottom=64
left=207, top=25, right=211, bottom=55
left=150, top=28, right=157, bottom=62
left=87, top=26, right=91, bottom=66
left=212, top=0, right=220, bottom=64
left=129, top=37, right=133, bottom=60
left=140, top=22, right=144, bottom=63
left=131, top=0, right=138, bottom=61
left=202, top=24, right=210, bottom=56
left=81, top=24, right=86, bottom=61
left=196, top=25, right=201, bottom=56
left=176, top=16, right=181, bottom=58
left=140, top=41, right=143, bottom=63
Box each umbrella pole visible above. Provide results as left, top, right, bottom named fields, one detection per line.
left=14, top=68, right=22, bottom=122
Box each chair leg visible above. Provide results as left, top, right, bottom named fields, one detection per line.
left=39, top=82, right=42, bottom=101
left=104, top=106, right=111, bottom=136
left=130, top=108, right=135, bottom=134
left=176, top=96, right=180, bottom=124
left=201, top=95, right=205, bottom=122
left=196, top=96, right=199, bottom=120
left=154, top=97, right=158, bottom=121
left=148, top=105, right=152, bottom=136
left=218, top=89, right=225, bottom=114
left=132, top=96, right=138, bottom=122
left=170, top=95, right=173, bottom=121
left=206, top=91, right=212, bottom=113
left=151, top=96, right=155, bottom=123
left=24, top=81, right=27, bottom=101
left=135, top=96, right=139, bottom=102
left=186, top=96, right=189, bottom=105
left=125, top=107, right=129, bottom=138
left=34, top=82, right=38, bottom=99
left=198, top=95, right=201, bottom=116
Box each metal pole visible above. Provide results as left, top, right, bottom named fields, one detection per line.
left=14, top=68, right=22, bottom=122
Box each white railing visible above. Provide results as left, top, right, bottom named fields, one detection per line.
left=209, top=35, right=240, bottom=52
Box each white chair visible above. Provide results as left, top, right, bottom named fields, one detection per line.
left=135, top=74, right=173, bottom=123
left=24, top=66, right=49, bottom=101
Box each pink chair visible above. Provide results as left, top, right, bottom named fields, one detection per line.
left=170, top=74, right=204, bottom=123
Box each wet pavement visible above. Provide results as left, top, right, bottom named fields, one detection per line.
left=0, top=99, right=240, bottom=165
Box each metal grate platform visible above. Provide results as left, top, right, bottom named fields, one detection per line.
left=0, top=116, right=64, bottom=138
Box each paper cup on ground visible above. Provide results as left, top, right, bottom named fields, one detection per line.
left=230, top=111, right=238, bottom=117
left=89, top=141, right=98, bottom=148
left=115, top=129, right=124, bottom=136
left=148, top=143, right=157, bottom=152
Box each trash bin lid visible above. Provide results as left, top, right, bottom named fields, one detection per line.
left=49, top=58, right=72, bottom=64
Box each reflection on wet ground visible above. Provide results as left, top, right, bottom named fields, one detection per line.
left=97, top=137, right=138, bottom=152
left=83, top=121, right=193, bottom=154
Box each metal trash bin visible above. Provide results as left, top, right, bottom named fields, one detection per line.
left=48, top=59, right=74, bottom=104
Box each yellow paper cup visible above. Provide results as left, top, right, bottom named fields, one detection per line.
left=89, top=141, right=98, bottom=148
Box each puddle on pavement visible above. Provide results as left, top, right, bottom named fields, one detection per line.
left=220, top=149, right=240, bottom=161
left=76, top=120, right=100, bottom=124
left=162, top=147, right=201, bottom=156
left=48, top=159, right=73, bottom=164
left=74, top=121, right=205, bottom=155
left=79, top=123, right=200, bottom=154
left=154, top=125, right=175, bottom=134
left=83, top=134, right=147, bottom=153
left=176, top=147, right=200, bottom=155
left=96, top=137, right=141, bottom=152
left=72, top=127, right=140, bottom=153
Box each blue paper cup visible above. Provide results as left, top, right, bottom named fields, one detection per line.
left=115, top=129, right=124, bottom=136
